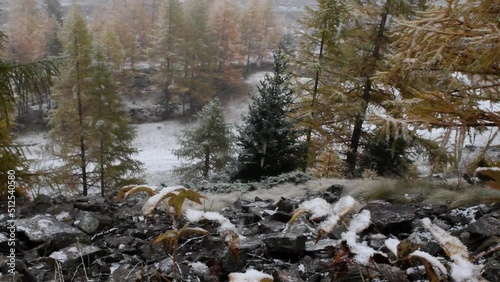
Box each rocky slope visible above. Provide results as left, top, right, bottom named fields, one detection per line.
left=1, top=185, right=499, bottom=282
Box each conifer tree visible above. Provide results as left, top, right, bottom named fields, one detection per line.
left=173, top=98, right=232, bottom=180
left=50, top=5, right=94, bottom=195
left=374, top=0, right=500, bottom=174
left=152, top=0, right=185, bottom=117
left=50, top=5, right=143, bottom=196
left=240, top=0, right=262, bottom=74
left=0, top=31, right=59, bottom=195
left=89, top=46, right=144, bottom=196
left=181, top=0, right=216, bottom=111
left=235, top=48, right=305, bottom=180
left=295, top=0, right=419, bottom=176
left=209, top=0, right=243, bottom=90
left=294, top=0, right=346, bottom=169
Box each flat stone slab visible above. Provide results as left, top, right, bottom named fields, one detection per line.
left=17, top=215, right=84, bottom=243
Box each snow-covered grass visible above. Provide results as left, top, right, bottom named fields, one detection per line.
left=350, top=178, right=500, bottom=208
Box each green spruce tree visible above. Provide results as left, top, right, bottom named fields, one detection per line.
left=173, top=97, right=232, bottom=180
left=235, top=48, right=305, bottom=180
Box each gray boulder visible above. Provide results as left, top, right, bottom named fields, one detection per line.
left=17, top=215, right=85, bottom=243
left=74, top=211, right=100, bottom=234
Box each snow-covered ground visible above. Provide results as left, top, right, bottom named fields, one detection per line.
left=14, top=72, right=268, bottom=190
left=13, top=69, right=499, bottom=195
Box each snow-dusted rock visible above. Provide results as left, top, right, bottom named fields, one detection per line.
left=74, top=211, right=100, bottom=234
left=467, top=210, right=500, bottom=237
left=365, top=202, right=417, bottom=235
left=264, top=232, right=307, bottom=254
left=17, top=215, right=85, bottom=243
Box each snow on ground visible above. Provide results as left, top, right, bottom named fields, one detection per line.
left=12, top=69, right=498, bottom=198
left=132, top=120, right=183, bottom=186
left=13, top=71, right=269, bottom=193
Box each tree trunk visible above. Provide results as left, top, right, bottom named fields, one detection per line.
left=74, top=31, right=88, bottom=196
left=345, top=3, right=389, bottom=175
left=304, top=17, right=327, bottom=171
left=98, top=87, right=105, bottom=197
left=203, top=146, right=210, bottom=178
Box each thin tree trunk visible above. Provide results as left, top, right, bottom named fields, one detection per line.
left=345, top=3, right=389, bottom=175
left=74, top=32, right=88, bottom=196
left=203, top=146, right=210, bottom=178
left=304, top=17, right=327, bottom=171
left=98, top=85, right=105, bottom=197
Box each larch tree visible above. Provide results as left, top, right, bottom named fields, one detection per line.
left=295, top=0, right=419, bottom=176
left=209, top=0, right=243, bottom=91
left=100, top=22, right=126, bottom=70
left=7, top=0, right=54, bottom=115
left=181, top=0, right=217, bottom=111
left=51, top=5, right=144, bottom=196
left=152, top=0, right=186, bottom=117
left=0, top=31, right=59, bottom=195
left=240, top=0, right=263, bottom=74
left=89, top=46, right=144, bottom=195
left=375, top=0, right=500, bottom=173
left=108, top=0, right=153, bottom=69
left=235, top=48, right=305, bottom=180
left=49, top=5, right=95, bottom=195
left=294, top=0, right=347, bottom=171
left=255, top=0, right=283, bottom=67
left=173, top=98, right=232, bottom=180
left=43, top=0, right=63, bottom=56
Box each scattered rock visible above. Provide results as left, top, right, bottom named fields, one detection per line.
left=17, top=215, right=86, bottom=243
left=468, top=211, right=500, bottom=237
left=264, top=233, right=307, bottom=255
left=11, top=191, right=498, bottom=282
left=74, top=211, right=100, bottom=234
left=365, top=203, right=417, bottom=235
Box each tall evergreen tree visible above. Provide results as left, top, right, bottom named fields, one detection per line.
left=173, top=98, right=232, bottom=180
left=235, top=48, right=305, bottom=180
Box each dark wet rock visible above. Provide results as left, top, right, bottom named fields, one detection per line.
left=222, top=237, right=265, bottom=273
left=468, top=211, right=500, bottom=236
left=13, top=188, right=499, bottom=282
left=324, top=184, right=344, bottom=203
left=107, top=264, right=142, bottom=282
left=375, top=263, right=411, bottom=282
left=0, top=257, right=35, bottom=282
left=365, top=203, right=417, bottom=235
left=264, top=232, right=307, bottom=254
left=276, top=197, right=298, bottom=213
left=482, top=259, right=500, bottom=282
left=240, top=213, right=263, bottom=225
left=258, top=219, right=286, bottom=233
left=33, top=194, right=51, bottom=205
left=48, top=244, right=105, bottom=272
left=270, top=211, right=292, bottom=223
left=233, top=198, right=250, bottom=210
left=74, top=211, right=100, bottom=234
left=17, top=215, right=86, bottom=243
left=273, top=269, right=304, bottom=282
